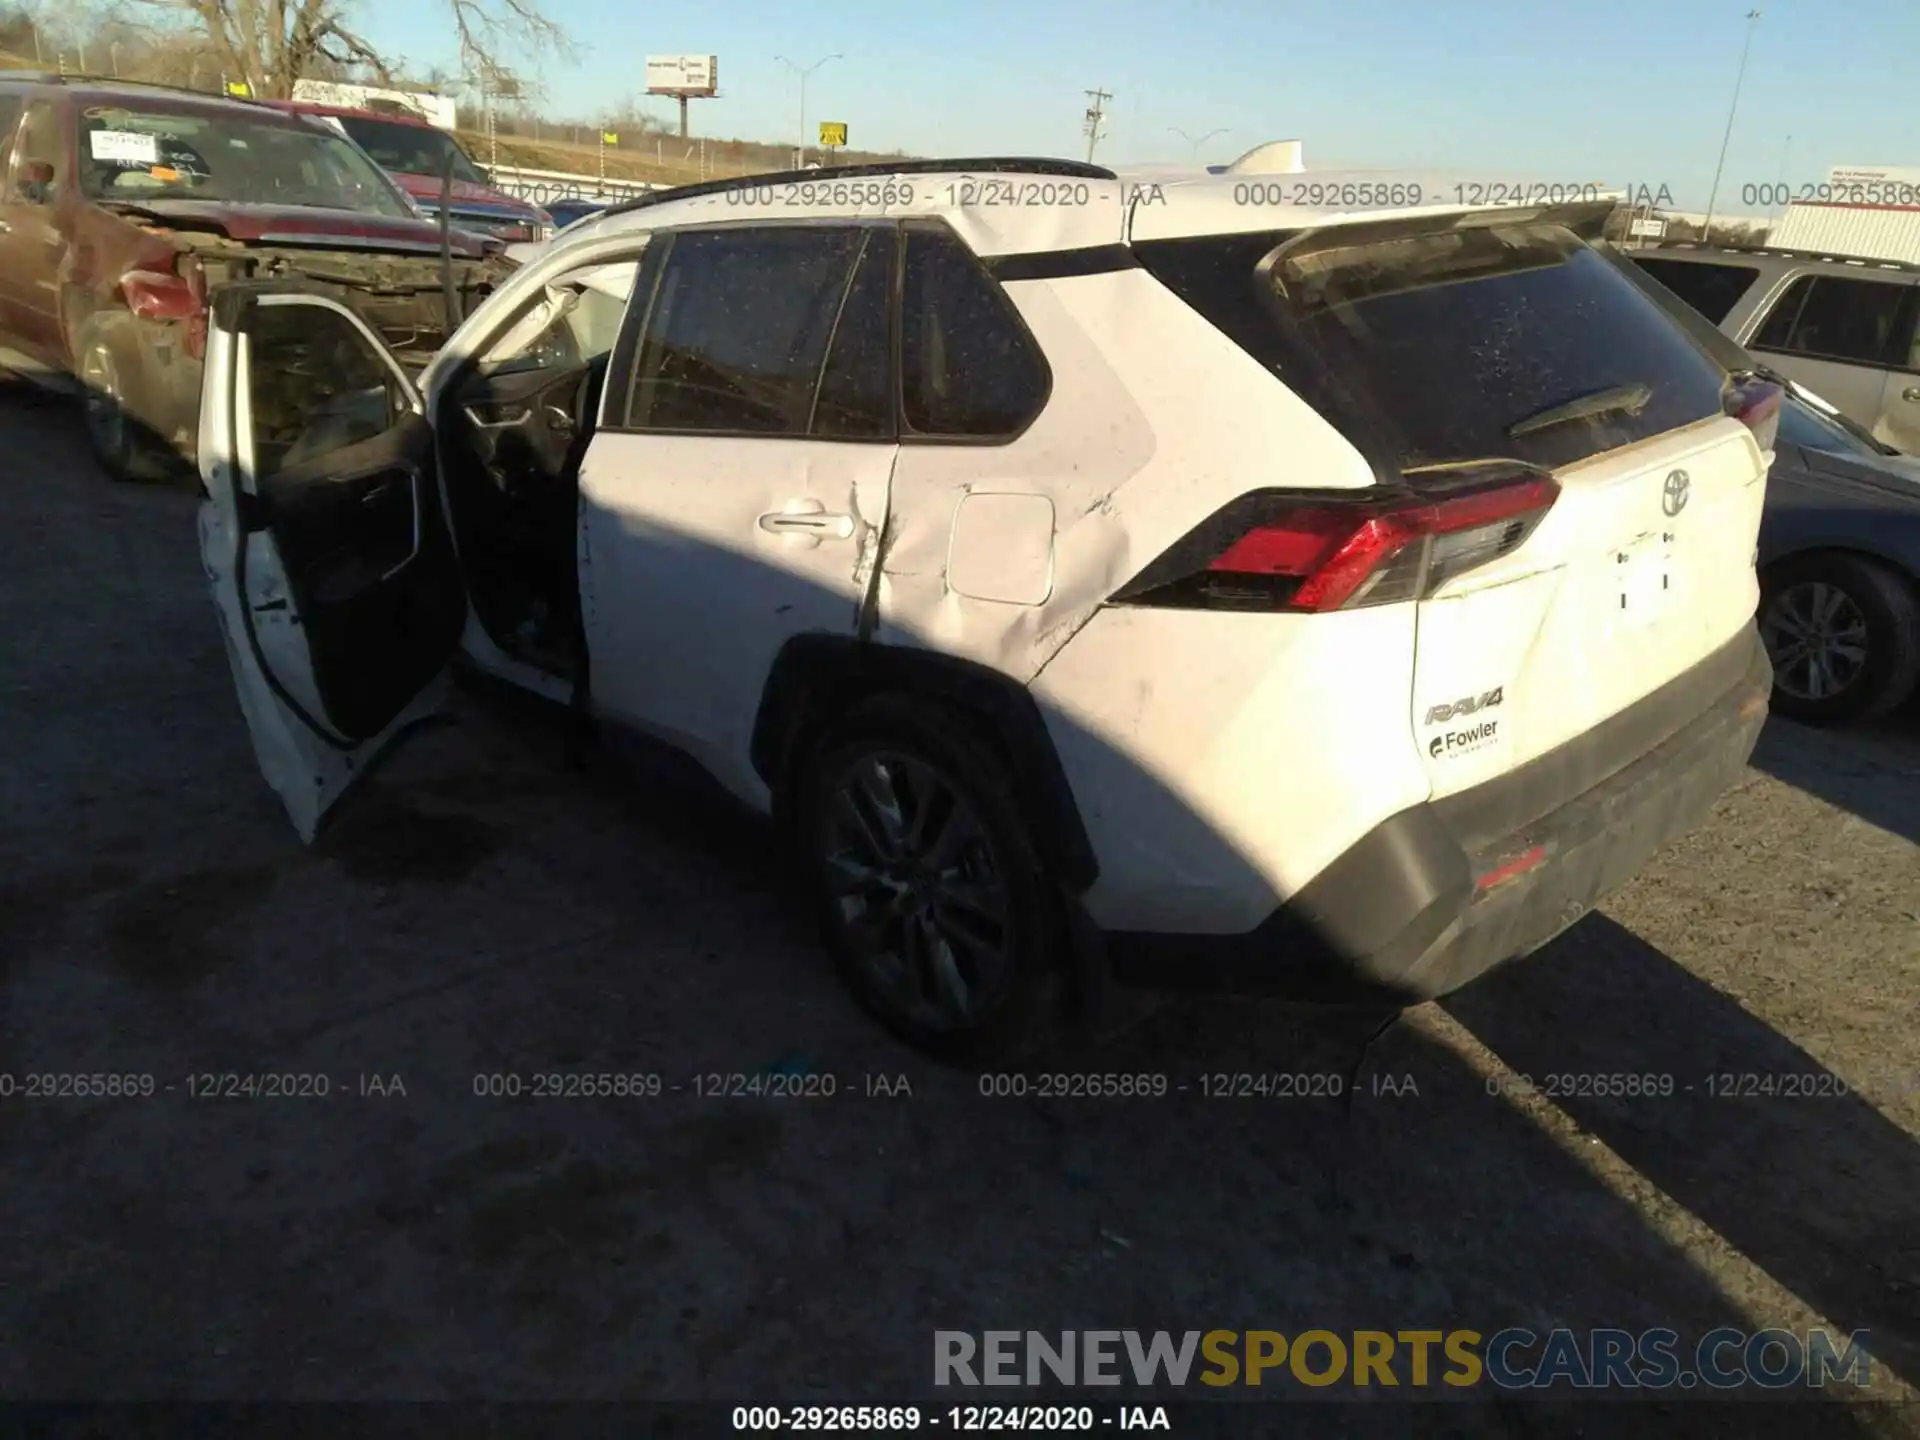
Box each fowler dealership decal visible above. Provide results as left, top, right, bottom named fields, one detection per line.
left=1426, top=687, right=1504, bottom=758
left=1431, top=720, right=1498, bottom=758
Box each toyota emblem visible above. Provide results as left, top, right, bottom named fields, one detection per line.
left=1662, top=470, right=1691, bottom=517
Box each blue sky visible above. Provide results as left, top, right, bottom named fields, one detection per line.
left=359, top=0, right=1920, bottom=211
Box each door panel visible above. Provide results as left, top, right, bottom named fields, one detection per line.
left=1882, top=375, right=1920, bottom=454
left=1877, top=300, right=1920, bottom=452
left=579, top=433, right=895, bottom=800
left=199, top=286, right=467, bottom=840
left=452, top=361, right=597, bottom=492
left=577, top=223, right=899, bottom=805
left=0, top=99, right=67, bottom=364
left=1745, top=272, right=1917, bottom=442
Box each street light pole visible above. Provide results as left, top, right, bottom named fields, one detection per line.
left=1170, top=127, right=1229, bottom=163
left=776, top=54, right=841, bottom=167
left=1701, top=7, right=1761, bottom=245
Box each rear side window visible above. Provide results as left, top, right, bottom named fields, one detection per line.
left=901, top=224, right=1049, bottom=438
left=625, top=226, right=862, bottom=435
left=1138, top=224, right=1730, bottom=474
left=1749, top=275, right=1915, bottom=368
left=1628, top=256, right=1761, bottom=325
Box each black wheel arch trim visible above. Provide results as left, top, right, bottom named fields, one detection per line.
left=751, top=635, right=1100, bottom=893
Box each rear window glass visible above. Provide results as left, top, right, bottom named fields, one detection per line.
left=1628, top=257, right=1761, bottom=325
left=336, top=115, right=487, bottom=186
left=1138, top=223, right=1730, bottom=475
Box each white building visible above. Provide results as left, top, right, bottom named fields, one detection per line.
left=1764, top=166, right=1920, bottom=263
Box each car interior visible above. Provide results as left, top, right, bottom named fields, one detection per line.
left=242, top=266, right=634, bottom=700
left=433, top=259, right=640, bottom=677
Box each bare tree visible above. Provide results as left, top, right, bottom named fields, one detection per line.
left=447, top=0, right=571, bottom=83
left=128, top=0, right=568, bottom=100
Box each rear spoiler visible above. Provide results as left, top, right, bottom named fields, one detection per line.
left=1265, top=198, right=1625, bottom=308
left=1273, top=196, right=1622, bottom=264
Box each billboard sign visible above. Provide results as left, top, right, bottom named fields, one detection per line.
left=1829, top=166, right=1920, bottom=188
left=1628, top=216, right=1666, bottom=238
left=646, top=55, right=718, bottom=96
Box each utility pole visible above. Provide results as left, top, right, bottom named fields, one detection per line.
left=1083, top=88, right=1111, bottom=164
left=1701, top=8, right=1761, bottom=246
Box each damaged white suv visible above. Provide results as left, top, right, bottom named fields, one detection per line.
left=198, top=158, right=1779, bottom=1059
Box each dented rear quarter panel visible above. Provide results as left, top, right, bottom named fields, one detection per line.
left=865, top=258, right=1405, bottom=921
left=870, top=261, right=1378, bottom=684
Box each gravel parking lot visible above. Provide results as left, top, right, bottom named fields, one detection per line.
left=2, top=380, right=1917, bottom=1434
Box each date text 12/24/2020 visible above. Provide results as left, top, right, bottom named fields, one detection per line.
left=731, top=1405, right=1172, bottom=1432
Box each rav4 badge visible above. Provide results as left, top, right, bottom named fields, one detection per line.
left=1424, top=687, right=1504, bottom=726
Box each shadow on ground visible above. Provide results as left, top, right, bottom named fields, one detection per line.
left=0, top=381, right=1914, bottom=1430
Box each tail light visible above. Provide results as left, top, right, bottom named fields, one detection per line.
left=121, top=269, right=197, bottom=321
left=1114, top=472, right=1560, bottom=614
left=121, top=260, right=210, bottom=358
left=1724, top=374, right=1782, bottom=455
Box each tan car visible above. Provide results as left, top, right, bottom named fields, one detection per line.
left=1629, top=243, right=1920, bottom=453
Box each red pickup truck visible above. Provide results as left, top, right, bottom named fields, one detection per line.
left=261, top=99, right=552, bottom=245
left=0, top=74, right=512, bottom=481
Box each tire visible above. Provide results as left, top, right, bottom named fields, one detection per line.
left=1759, top=552, right=1920, bottom=726
left=792, top=693, right=1070, bottom=1064
left=74, top=310, right=175, bottom=484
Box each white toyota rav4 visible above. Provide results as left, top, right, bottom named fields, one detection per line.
left=197, top=158, right=1779, bottom=1060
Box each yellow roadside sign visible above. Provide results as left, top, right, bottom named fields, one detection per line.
left=602, top=131, right=619, bottom=146
left=818, top=121, right=847, bottom=148
left=226, top=81, right=252, bottom=97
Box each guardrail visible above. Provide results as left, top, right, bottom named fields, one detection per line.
left=483, top=165, right=668, bottom=207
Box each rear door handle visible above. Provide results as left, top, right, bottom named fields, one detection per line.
left=758, top=501, right=855, bottom=541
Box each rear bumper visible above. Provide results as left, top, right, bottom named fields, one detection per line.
left=1104, top=625, right=1771, bottom=1003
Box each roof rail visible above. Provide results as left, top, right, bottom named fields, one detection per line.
left=601, top=156, right=1117, bottom=218
left=1637, top=239, right=1920, bottom=273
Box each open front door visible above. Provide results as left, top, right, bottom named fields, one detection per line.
left=197, top=284, right=468, bottom=841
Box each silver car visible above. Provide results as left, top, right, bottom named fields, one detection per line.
left=1760, top=384, right=1920, bottom=724
left=1629, top=245, right=1920, bottom=454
